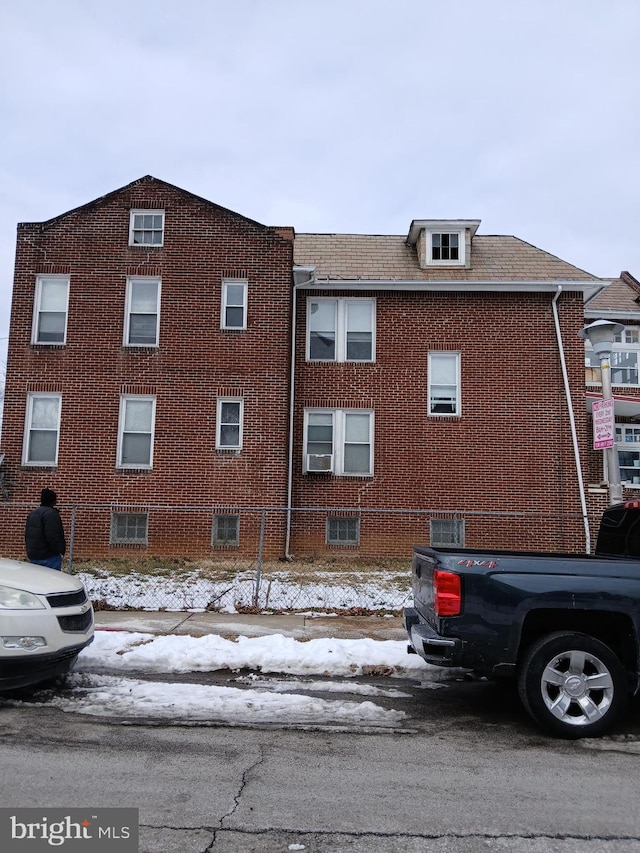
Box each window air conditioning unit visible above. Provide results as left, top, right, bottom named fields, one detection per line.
left=306, top=453, right=333, bottom=473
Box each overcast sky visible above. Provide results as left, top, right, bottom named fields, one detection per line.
left=1, top=0, right=639, bottom=365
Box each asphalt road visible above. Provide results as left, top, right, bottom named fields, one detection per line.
left=1, top=669, right=639, bottom=853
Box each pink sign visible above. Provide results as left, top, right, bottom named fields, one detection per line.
left=592, top=398, right=615, bottom=449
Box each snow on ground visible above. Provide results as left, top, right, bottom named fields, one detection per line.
left=7, top=628, right=461, bottom=729
left=79, top=630, right=429, bottom=678
left=76, top=568, right=411, bottom=613
left=4, top=570, right=460, bottom=728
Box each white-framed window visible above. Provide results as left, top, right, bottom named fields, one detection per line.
left=124, top=277, right=161, bottom=346
left=32, top=275, right=69, bottom=345
left=616, top=424, right=640, bottom=486
left=212, top=514, right=240, bottom=546
left=307, top=298, right=375, bottom=362
left=430, top=518, right=465, bottom=547
left=110, top=512, right=148, bottom=545
left=428, top=352, right=461, bottom=416
left=585, top=327, right=640, bottom=386
left=23, top=393, right=61, bottom=466
left=326, top=517, right=360, bottom=545
left=129, top=209, right=164, bottom=246
left=424, top=230, right=465, bottom=266
left=304, top=409, right=373, bottom=476
left=117, top=395, right=156, bottom=468
left=221, top=279, right=248, bottom=330
left=216, top=398, right=244, bottom=450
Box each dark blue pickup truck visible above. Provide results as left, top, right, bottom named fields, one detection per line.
left=404, top=501, right=640, bottom=738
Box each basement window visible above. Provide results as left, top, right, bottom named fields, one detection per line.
left=430, top=518, right=465, bottom=547
left=110, top=512, right=148, bottom=545
left=212, top=514, right=240, bottom=546
left=326, top=517, right=360, bottom=546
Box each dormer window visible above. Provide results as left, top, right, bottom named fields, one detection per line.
left=406, top=219, right=480, bottom=270
left=431, top=232, right=459, bottom=262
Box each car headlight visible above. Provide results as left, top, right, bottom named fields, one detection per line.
left=0, top=584, right=45, bottom=610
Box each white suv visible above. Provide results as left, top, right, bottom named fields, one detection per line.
left=0, top=557, right=94, bottom=692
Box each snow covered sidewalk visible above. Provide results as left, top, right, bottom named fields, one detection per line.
left=93, top=609, right=407, bottom=641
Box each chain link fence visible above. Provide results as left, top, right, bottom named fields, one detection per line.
left=0, top=502, right=605, bottom=614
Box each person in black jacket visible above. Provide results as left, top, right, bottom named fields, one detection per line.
left=24, top=488, right=66, bottom=570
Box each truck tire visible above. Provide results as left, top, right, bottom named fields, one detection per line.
left=517, top=632, right=628, bottom=739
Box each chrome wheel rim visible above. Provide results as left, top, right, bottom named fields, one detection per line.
left=541, top=649, right=614, bottom=726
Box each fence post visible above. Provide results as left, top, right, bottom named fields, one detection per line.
left=67, top=504, right=77, bottom=574
left=253, top=508, right=266, bottom=608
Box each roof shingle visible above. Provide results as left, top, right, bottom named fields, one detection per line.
left=294, top=233, right=601, bottom=282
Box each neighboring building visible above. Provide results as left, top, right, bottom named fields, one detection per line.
left=0, top=179, right=608, bottom=559
left=583, top=271, right=640, bottom=495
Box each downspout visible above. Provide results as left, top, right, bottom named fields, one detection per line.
left=285, top=270, right=315, bottom=558
left=552, top=286, right=591, bottom=552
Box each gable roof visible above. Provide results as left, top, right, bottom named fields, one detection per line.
left=19, top=175, right=275, bottom=234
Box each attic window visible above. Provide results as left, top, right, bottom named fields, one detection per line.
left=432, top=233, right=459, bottom=262
left=129, top=210, right=164, bottom=246
left=407, top=220, right=478, bottom=270
left=426, top=229, right=464, bottom=266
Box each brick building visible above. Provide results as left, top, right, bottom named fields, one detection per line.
left=290, top=222, right=604, bottom=555
left=0, top=176, right=294, bottom=558
left=0, top=178, right=609, bottom=559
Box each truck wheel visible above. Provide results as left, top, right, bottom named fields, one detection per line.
left=518, top=632, right=628, bottom=739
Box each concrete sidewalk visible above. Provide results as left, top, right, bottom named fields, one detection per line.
left=94, top=610, right=406, bottom=641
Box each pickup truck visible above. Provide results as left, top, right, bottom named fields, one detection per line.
left=404, top=501, right=640, bottom=738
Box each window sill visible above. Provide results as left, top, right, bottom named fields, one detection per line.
left=21, top=463, right=57, bottom=469
left=304, top=472, right=373, bottom=479
left=30, top=343, right=65, bottom=349
left=122, top=345, right=159, bottom=352
left=306, top=359, right=376, bottom=365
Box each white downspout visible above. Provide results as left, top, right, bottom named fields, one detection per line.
left=552, top=286, right=591, bottom=552
left=285, top=271, right=315, bottom=558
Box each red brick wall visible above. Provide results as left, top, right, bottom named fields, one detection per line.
left=290, top=289, right=591, bottom=555
left=0, top=176, right=596, bottom=560
left=1, top=177, right=293, bottom=558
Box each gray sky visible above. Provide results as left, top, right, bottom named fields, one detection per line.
left=1, top=0, right=639, bottom=365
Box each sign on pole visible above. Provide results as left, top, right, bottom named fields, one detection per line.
left=592, top=398, right=615, bottom=449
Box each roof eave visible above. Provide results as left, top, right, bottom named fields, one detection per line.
left=584, top=307, right=640, bottom=321
left=297, top=278, right=606, bottom=295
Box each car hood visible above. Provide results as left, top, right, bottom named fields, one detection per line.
left=0, top=557, right=85, bottom=595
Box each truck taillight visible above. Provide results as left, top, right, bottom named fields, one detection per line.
left=433, top=570, right=461, bottom=616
